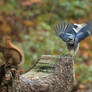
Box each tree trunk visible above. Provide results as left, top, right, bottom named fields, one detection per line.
left=0, top=55, right=75, bottom=92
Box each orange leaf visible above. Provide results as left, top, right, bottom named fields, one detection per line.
left=23, top=20, right=35, bottom=27
left=21, top=1, right=32, bottom=6
left=83, top=52, right=89, bottom=57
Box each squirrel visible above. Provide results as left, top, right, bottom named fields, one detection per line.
left=1, top=36, right=24, bottom=66
left=0, top=36, right=39, bottom=74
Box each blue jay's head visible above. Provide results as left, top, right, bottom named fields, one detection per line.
left=55, top=21, right=92, bottom=55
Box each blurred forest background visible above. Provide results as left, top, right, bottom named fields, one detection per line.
left=0, top=0, right=92, bottom=91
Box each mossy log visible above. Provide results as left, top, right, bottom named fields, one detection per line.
left=0, top=55, right=75, bottom=92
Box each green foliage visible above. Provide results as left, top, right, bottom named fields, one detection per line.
left=75, top=63, right=92, bottom=84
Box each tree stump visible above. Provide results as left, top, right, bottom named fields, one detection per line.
left=0, top=55, right=75, bottom=92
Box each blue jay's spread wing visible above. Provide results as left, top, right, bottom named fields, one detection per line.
left=75, top=21, right=92, bottom=43
left=55, top=22, right=76, bottom=45
left=55, top=21, right=92, bottom=55
left=55, top=22, right=70, bottom=35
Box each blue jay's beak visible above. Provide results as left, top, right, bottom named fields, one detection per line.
left=55, top=21, right=92, bottom=55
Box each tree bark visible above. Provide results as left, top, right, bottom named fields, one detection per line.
left=0, top=55, right=75, bottom=92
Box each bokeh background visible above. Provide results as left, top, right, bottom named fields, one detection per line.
left=0, top=0, right=92, bottom=91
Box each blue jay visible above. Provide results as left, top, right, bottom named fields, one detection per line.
left=55, top=21, right=92, bottom=56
